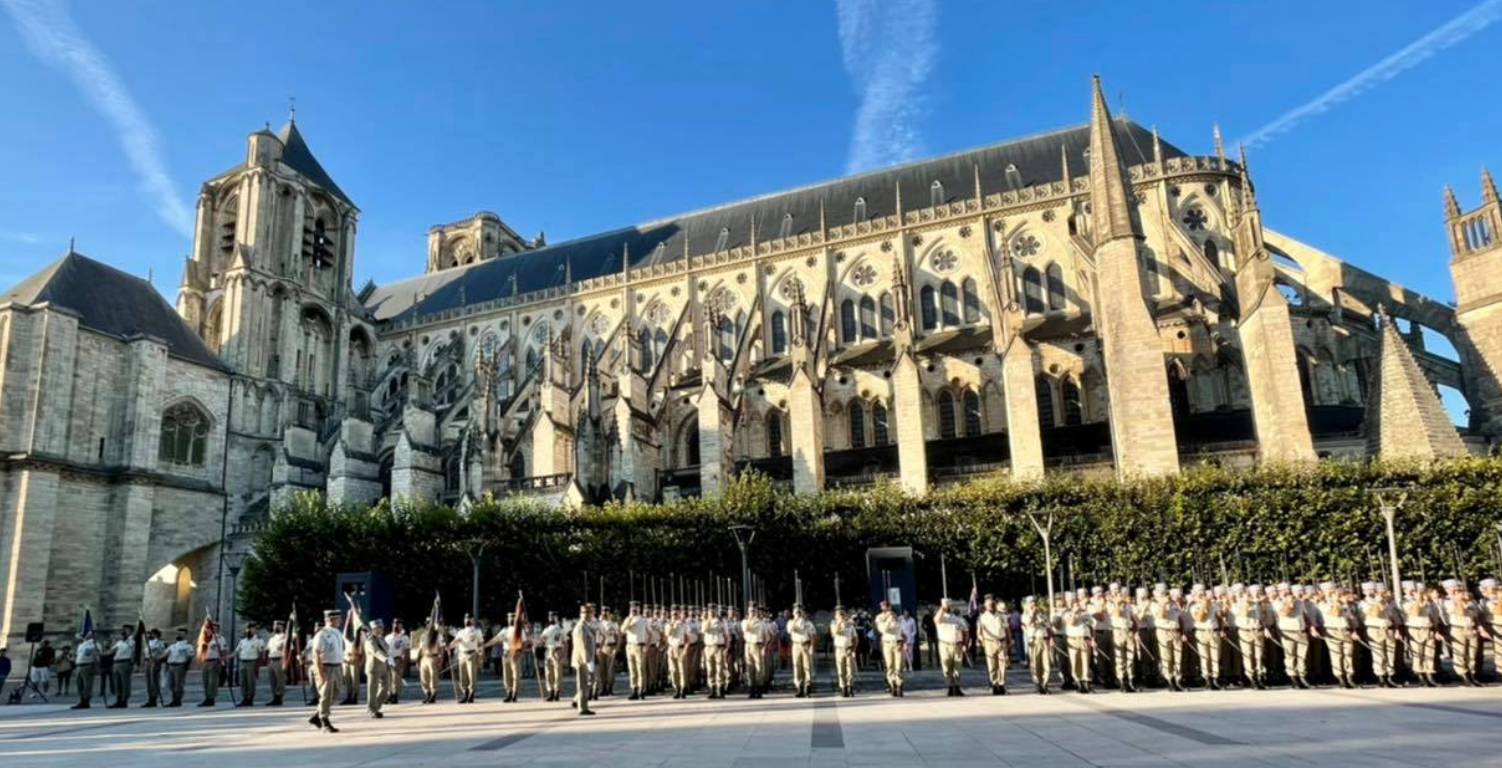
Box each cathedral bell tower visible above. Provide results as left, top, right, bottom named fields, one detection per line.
left=177, top=116, right=359, bottom=401
left=1445, top=169, right=1502, bottom=438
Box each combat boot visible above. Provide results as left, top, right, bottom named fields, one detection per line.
left=321, top=717, right=339, bottom=733
left=307, top=713, right=322, bottom=729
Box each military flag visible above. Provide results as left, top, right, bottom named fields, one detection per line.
left=132, top=615, right=147, bottom=666
left=283, top=604, right=304, bottom=684
left=509, top=593, right=527, bottom=657
left=195, top=611, right=218, bottom=660
left=77, top=607, right=94, bottom=640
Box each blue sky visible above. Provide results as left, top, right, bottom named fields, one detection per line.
left=2, top=0, right=1499, bottom=311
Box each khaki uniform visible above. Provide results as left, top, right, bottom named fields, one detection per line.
left=266, top=632, right=289, bottom=702
left=1275, top=597, right=1310, bottom=683
left=500, top=627, right=530, bottom=699
left=1363, top=598, right=1402, bottom=678
left=74, top=638, right=101, bottom=706
left=830, top=615, right=858, bottom=693
left=702, top=616, right=730, bottom=692
left=199, top=634, right=226, bottom=704
left=1152, top=599, right=1183, bottom=686
left=977, top=610, right=1009, bottom=689
left=1231, top=596, right=1268, bottom=684
left=1106, top=600, right=1137, bottom=687
left=387, top=630, right=410, bottom=701
left=1446, top=597, right=1484, bottom=680
left=235, top=636, right=265, bottom=704
left=1319, top=598, right=1358, bottom=684
left=1022, top=605, right=1052, bottom=688
left=111, top=637, right=135, bottom=706
left=1060, top=608, right=1094, bottom=686
left=666, top=618, right=692, bottom=694
left=935, top=611, right=968, bottom=689
left=450, top=626, right=484, bottom=700
left=310, top=626, right=346, bottom=720
left=1189, top=598, right=1223, bottom=684
left=571, top=617, right=597, bottom=715
left=742, top=616, right=772, bottom=693
left=875, top=609, right=905, bottom=692
left=364, top=632, right=391, bottom=715
left=788, top=616, right=816, bottom=694
left=596, top=618, right=619, bottom=695
left=621, top=613, right=650, bottom=695
left=540, top=623, right=566, bottom=698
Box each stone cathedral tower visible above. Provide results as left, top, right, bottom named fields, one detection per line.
left=1446, top=170, right=1502, bottom=437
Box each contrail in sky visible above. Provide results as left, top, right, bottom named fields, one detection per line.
left=1240, top=0, right=1502, bottom=148
left=2, top=0, right=194, bottom=237
left=836, top=0, right=939, bottom=174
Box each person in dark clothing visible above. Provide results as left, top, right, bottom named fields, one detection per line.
left=922, top=610, right=938, bottom=669
left=0, top=648, right=11, bottom=702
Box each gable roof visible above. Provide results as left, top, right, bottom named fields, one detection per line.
left=365, top=118, right=1183, bottom=324
left=0, top=251, right=228, bottom=371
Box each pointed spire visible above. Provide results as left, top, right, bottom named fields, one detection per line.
left=894, top=180, right=903, bottom=220
left=1483, top=167, right=1499, bottom=204
left=973, top=162, right=983, bottom=204
left=1087, top=75, right=1141, bottom=242
left=1060, top=143, right=1071, bottom=183
left=1152, top=125, right=1163, bottom=165
left=1238, top=144, right=1258, bottom=212
left=1365, top=305, right=1467, bottom=461
left=622, top=242, right=629, bottom=273
left=818, top=198, right=827, bottom=234
left=68, top=236, right=76, bottom=254
left=1213, top=123, right=1225, bottom=162
left=288, top=95, right=297, bottom=123
left=1444, top=185, right=1462, bottom=220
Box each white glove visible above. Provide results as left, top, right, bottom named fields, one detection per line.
left=586, top=662, right=596, bottom=674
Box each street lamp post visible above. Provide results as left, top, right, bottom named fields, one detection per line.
left=1372, top=487, right=1408, bottom=593
left=1027, top=509, right=1057, bottom=623
left=466, top=540, right=489, bottom=620
left=223, top=549, right=250, bottom=686
left=729, top=525, right=755, bottom=611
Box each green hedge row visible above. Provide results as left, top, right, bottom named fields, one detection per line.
left=239, top=458, right=1502, bottom=625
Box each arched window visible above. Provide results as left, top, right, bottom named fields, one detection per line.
left=930, top=180, right=944, bottom=207
left=850, top=401, right=867, bottom=448
left=920, top=286, right=938, bottom=330
left=654, top=328, right=669, bottom=367
left=766, top=412, right=784, bottom=458
left=1204, top=240, right=1222, bottom=268
left=510, top=451, right=526, bottom=479
left=962, top=278, right=981, bottom=324
left=859, top=296, right=877, bottom=339
left=770, top=310, right=788, bottom=355
left=683, top=416, right=701, bottom=466
left=854, top=197, right=867, bottom=221
left=1023, top=267, right=1045, bottom=315
left=1046, top=263, right=1066, bottom=311
left=872, top=402, right=890, bottom=446
left=158, top=401, right=210, bottom=466
left=1035, top=377, right=1056, bottom=429
left=639, top=327, right=654, bottom=370
left=524, top=346, right=538, bottom=375
left=841, top=299, right=857, bottom=343
left=1061, top=378, right=1083, bottom=426
left=940, top=281, right=960, bottom=326
left=718, top=315, right=735, bottom=363
left=879, top=292, right=894, bottom=337
left=963, top=390, right=982, bottom=436
left=938, top=390, right=958, bottom=439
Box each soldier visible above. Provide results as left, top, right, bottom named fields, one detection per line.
left=1189, top=586, right=1224, bottom=690
left=1022, top=596, right=1053, bottom=694
left=1363, top=583, right=1402, bottom=688
left=1059, top=595, right=1095, bottom=694
left=1106, top=590, right=1137, bottom=693
left=340, top=623, right=364, bottom=706
left=70, top=629, right=101, bottom=710
left=830, top=605, right=858, bottom=698
left=307, top=610, right=345, bottom=733
left=164, top=628, right=193, bottom=707
left=1231, top=585, right=1270, bottom=689
left=742, top=604, right=769, bottom=698
left=108, top=625, right=135, bottom=708
left=1273, top=583, right=1311, bottom=689
left=726, top=606, right=744, bottom=690
left=488, top=613, right=531, bottom=703
left=571, top=604, right=598, bottom=716
left=1090, top=586, right=1113, bottom=687
left=447, top=614, right=484, bottom=703
left=1132, top=587, right=1155, bottom=687
left=621, top=602, right=649, bottom=700
left=1149, top=587, right=1183, bottom=691
left=415, top=618, right=447, bottom=704
left=234, top=625, right=265, bottom=706
left=935, top=598, right=969, bottom=696
left=529, top=612, right=561, bottom=702
left=197, top=620, right=226, bottom=707
left=143, top=629, right=166, bottom=707
left=663, top=606, right=686, bottom=698
left=264, top=620, right=288, bottom=706
left=1316, top=582, right=1357, bottom=689
left=364, top=619, right=392, bottom=718
left=1483, top=579, right=1502, bottom=681
left=387, top=619, right=409, bottom=704
left=977, top=594, right=1010, bottom=695
left=1444, top=580, right=1490, bottom=686
left=1403, top=582, right=1440, bottom=687
left=875, top=600, right=905, bottom=697
left=701, top=605, right=730, bottom=698
left=788, top=604, right=817, bottom=698
left=597, top=607, right=619, bottom=697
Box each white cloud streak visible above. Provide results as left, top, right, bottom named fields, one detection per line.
left=0, top=229, right=44, bottom=244
left=2, top=0, right=193, bottom=237
left=1240, top=0, right=1502, bottom=149
left=836, top=0, right=938, bottom=174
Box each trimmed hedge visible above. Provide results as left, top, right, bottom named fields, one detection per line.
left=240, top=458, right=1502, bottom=624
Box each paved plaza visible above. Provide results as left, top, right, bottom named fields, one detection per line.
left=2, top=670, right=1500, bottom=768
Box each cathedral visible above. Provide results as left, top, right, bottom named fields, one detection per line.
left=1, top=77, right=1497, bottom=648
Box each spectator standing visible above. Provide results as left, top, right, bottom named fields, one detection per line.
left=55, top=645, right=74, bottom=696
left=900, top=610, right=918, bottom=671
left=31, top=640, right=57, bottom=697
left=0, top=648, right=10, bottom=701
left=922, top=608, right=938, bottom=670
left=1008, top=605, right=1024, bottom=662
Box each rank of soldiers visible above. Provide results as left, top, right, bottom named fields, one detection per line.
left=46, top=577, right=1502, bottom=731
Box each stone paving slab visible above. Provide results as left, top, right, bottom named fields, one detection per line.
left=2, top=675, right=1501, bottom=768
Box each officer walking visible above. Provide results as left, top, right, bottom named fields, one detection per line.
left=539, top=613, right=566, bottom=701
left=363, top=619, right=392, bottom=718
left=308, top=609, right=346, bottom=733
left=571, top=604, right=598, bottom=716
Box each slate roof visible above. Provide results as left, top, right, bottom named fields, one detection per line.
left=0, top=251, right=228, bottom=370
left=208, top=120, right=354, bottom=208
left=365, top=118, right=1182, bottom=324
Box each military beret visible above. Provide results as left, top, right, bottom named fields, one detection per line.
left=983, top=593, right=995, bottom=601
left=272, top=620, right=286, bottom=628
left=1135, top=587, right=1149, bottom=598
left=1400, top=580, right=1416, bottom=590
left=1168, top=588, right=1183, bottom=598
left=176, top=627, right=188, bottom=633
left=1480, top=578, right=1497, bottom=589
left=368, top=618, right=384, bottom=628
left=1090, top=586, right=1103, bottom=595
left=324, top=610, right=342, bottom=619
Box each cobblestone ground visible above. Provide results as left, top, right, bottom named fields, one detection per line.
left=2, top=667, right=1500, bottom=768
